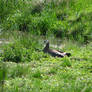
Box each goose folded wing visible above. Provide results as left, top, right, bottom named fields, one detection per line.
left=49, top=49, right=65, bottom=57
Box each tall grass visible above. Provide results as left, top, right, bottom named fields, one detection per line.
left=0, top=61, right=7, bottom=92
left=0, top=0, right=92, bottom=42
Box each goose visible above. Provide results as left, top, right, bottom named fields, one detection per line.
left=43, top=40, right=71, bottom=57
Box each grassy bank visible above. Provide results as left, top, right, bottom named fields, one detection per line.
left=0, top=31, right=92, bottom=92
left=0, top=0, right=92, bottom=42
left=0, top=35, right=92, bottom=92
left=0, top=0, right=92, bottom=92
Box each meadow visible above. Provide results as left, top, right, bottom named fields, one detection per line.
left=0, top=0, right=92, bottom=92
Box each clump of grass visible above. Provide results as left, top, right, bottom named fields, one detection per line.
left=48, top=66, right=57, bottom=75
left=32, top=69, right=42, bottom=79
left=61, top=57, right=71, bottom=67
left=2, top=43, right=31, bottom=63
left=7, top=64, right=30, bottom=78
left=0, top=62, right=7, bottom=92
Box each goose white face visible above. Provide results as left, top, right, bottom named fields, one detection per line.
left=44, top=40, right=49, bottom=44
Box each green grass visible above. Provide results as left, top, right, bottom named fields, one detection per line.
left=0, top=35, right=92, bottom=92
left=1, top=57, right=92, bottom=92
left=0, top=0, right=92, bottom=91
left=0, top=0, right=92, bottom=42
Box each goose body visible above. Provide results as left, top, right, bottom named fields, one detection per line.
left=43, top=40, right=71, bottom=57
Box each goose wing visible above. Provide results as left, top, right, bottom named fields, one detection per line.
left=50, top=49, right=65, bottom=57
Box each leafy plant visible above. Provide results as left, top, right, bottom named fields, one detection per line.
left=2, top=43, right=32, bottom=63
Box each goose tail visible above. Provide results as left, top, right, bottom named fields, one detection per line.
left=66, top=53, right=71, bottom=57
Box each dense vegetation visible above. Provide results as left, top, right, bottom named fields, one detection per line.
left=0, top=0, right=92, bottom=92
left=0, top=0, right=92, bottom=42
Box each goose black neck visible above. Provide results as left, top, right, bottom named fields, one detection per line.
left=44, top=42, right=49, bottom=51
